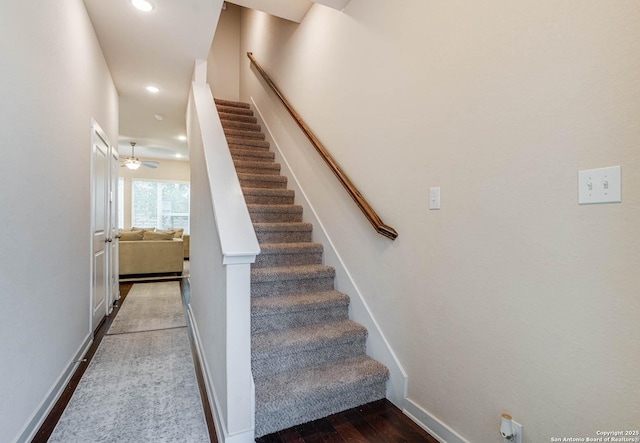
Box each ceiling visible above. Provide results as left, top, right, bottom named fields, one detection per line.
left=83, top=0, right=222, bottom=161
left=83, top=0, right=349, bottom=162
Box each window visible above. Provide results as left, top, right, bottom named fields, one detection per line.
left=131, top=179, right=190, bottom=233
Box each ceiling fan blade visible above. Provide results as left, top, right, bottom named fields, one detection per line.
left=143, top=161, right=160, bottom=165
left=142, top=163, right=158, bottom=169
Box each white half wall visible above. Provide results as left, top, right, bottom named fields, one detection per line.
left=0, top=1, right=118, bottom=441
left=188, top=75, right=258, bottom=443
left=238, top=2, right=640, bottom=441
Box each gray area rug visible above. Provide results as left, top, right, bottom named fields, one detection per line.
left=108, top=281, right=186, bottom=335
left=49, top=282, right=209, bottom=442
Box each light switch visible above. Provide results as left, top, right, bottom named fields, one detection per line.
left=430, top=187, right=441, bottom=210
left=578, top=166, right=621, bottom=204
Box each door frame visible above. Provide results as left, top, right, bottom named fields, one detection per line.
left=89, top=119, right=117, bottom=333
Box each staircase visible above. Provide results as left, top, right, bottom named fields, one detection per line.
left=214, top=98, right=390, bottom=438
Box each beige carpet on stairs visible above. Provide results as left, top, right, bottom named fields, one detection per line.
left=215, top=97, right=389, bottom=438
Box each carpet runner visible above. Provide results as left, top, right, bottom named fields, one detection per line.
left=215, top=98, right=389, bottom=438
left=48, top=282, right=209, bottom=442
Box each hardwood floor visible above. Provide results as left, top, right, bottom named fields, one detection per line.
left=255, top=399, right=439, bottom=443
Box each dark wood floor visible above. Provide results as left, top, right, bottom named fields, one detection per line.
left=256, top=399, right=438, bottom=443
left=33, top=281, right=438, bottom=443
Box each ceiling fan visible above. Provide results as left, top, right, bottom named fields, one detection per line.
left=121, top=142, right=159, bottom=170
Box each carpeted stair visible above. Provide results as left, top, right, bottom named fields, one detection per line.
left=214, top=98, right=390, bottom=438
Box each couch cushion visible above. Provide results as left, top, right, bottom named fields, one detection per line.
left=172, top=228, right=184, bottom=239
left=143, top=230, right=174, bottom=240
left=131, top=226, right=155, bottom=232
left=119, top=230, right=144, bottom=241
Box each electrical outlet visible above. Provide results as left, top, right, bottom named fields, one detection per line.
left=512, top=420, right=522, bottom=443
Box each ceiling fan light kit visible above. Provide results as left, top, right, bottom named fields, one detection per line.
left=121, top=142, right=160, bottom=170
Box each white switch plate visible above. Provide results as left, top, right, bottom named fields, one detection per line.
left=578, top=166, right=621, bottom=204
left=429, top=187, right=440, bottom=210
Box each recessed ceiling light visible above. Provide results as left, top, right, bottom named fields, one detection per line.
left=175, top=153, right=183, bottom=158
left=146, top=85, right=159, bottom=93
left=131, top=0, right=155, bottom=12
left=154, top=114, right=165, bottom=121
left=177, top=135, right=186, bottom=141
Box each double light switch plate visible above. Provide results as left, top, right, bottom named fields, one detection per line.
left=578, top=166, right=621, bottom=205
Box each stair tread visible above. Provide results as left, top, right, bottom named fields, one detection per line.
left=253, top=222, right=313, bottom=232
left=234, top=160, right=280, bottom=170
left=221, top=120, right=261, bottom=131
left=214, top=98, right=250, bottom=108
left=239, top=173, right=287, bottom=181
left=252, top=290, right=349, bottom=315
left=230, top=148, right=275, bottom=159
left=215, top=105, right=253, bottom=116
left=243, top=188, right=293, bottom=196
left=252, top=264, right=335, bottom=282
left=219, top=112, right=257, bottom=123
left=224, top=129, right=266, bottom=140
left=258, top=242, right=323, bottom=254
left=254, top=355, right=388, bottom=404
left=248, top=204, right=302, bottom=213
left=252, top=319, right=366, bottom=357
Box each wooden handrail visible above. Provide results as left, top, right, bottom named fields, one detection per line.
left=247, top=52, right=398, bottom=240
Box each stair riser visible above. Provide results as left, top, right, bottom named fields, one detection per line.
left=228, top=142, right=270, bottom=151
left=249, top=211, right=303, bottom=223
left=216, top=105, right=254, bottom=116
left=239, top=177, right=287, bottom=189
left=244, top=194, right=295, bottom=205
left=251, top=306, right=349, bottom=335
left=235, top=166, right=281, bottom=176
left=221, top=120, right=261, bottom=132
left=255, top=380, right=386, bottom=438
left=224, top=129, right=266, bottom=140
left=255, top=230, right=313, bottom=244
left=251, top=277, right=334, bottom=297
left=253, top=251, right=323, bottom=268
left=219, top=113, right=257, bottom=124
left=230, top=152, right=275, bottom=163
left=252, top=337, right=366, bottom=378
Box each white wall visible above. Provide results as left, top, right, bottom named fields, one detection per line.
left=119, top=158, right=190, bottom=229
left=238, top=2, right=640, bottom=442
left=208, top=3, right=241, bottom=101
left=0, top=1, right=118, bottom=441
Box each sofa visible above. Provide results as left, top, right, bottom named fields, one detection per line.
left=118, top=228, right=185, bottom=276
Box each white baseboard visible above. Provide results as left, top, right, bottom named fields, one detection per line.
left=186, top=304, right=255, bottom=443
left=250, top=97, right=408, bottom=408
left=403, top=398, right=472, bottom=443
left=14, top=333, right=93, bottom=443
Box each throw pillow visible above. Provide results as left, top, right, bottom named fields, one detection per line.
left=119, top=230, right=144, bottom=241
left=131, top=226, right=154, bottom=232
left=143, top=230, right=174, bottom=241
left=172, top=228, right=184, bottom=238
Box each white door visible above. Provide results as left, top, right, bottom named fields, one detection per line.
left=107, top=146, right=120, bottom=312
left=91, top=122, right=110, bottom=331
